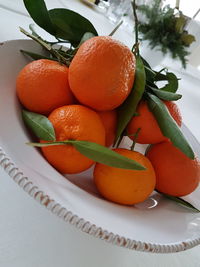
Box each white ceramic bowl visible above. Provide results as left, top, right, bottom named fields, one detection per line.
left=0, top=39, right=200, bottom=253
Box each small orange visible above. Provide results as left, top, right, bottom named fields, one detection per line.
left=94, top=148, right=156, bottom=205
left=127, top=100, right=182, bottom=144
left=146, top=142, right=200, bottom=196
left=97, top=110, right=117, bottom=147
left=69, top=36, right=136, bottom=111
left=16, top=59, right=74, bottom=115
left=41, top=105, right=105, bottom=174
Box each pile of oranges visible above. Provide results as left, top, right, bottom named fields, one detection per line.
left=16, top=36, right=200, bottom=206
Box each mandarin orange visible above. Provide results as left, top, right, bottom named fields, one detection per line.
left=146, top=141, right=200, bottom=196
left=97, top=110, right=117, bottom=147
left=69, top=36, right=136, bottom=111
left=127, top=100, right=182, bottom=144
left=41, top=105, right=105, bottom=174
left=16, top=59, right=74, bottom=115
left=94, top=148, right=156, bottom=205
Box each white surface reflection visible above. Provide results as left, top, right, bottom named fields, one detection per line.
left=135, top=194, right=161, bottom=210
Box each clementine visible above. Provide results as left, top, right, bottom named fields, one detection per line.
left=94, top=148, right=156, bottom=205
left=41, top=105, right=105, bottom=174
left=68, top=36, right=136, bottom=111
left=127, top=100, right=182, bottom=144
left=97, top=110, right=117, bottom=147
left=16, top=59, right=74, bottom=115
left=146, top=141, right=200, bottom=196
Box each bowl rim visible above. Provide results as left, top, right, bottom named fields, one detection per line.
left=1, top=39, right=200, bottom=254
left=1, top=144, right=200, bottom=253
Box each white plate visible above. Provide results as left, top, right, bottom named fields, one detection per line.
left=0, top=39, right=200, bottom=253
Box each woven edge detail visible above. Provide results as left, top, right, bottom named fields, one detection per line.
left=0, top=146, right=199, bottom=253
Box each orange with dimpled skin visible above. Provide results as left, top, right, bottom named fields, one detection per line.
left=146, top=141, right=200, bottom=197
left=69, top=36, right=136, bottom=111
left=94, top=148, right=156, bottom=205
left=97, top=109, right=117, bottom=147
left=127, top=100, right=182, bottom=144
left=16, top=59, right=74, bottom=115
left=41, top=105, right=105, bottom=174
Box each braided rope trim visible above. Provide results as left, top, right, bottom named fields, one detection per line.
left=0, top=146, right=200, bottom=253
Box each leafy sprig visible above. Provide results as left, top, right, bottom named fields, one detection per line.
left=19, top=0, right=198, bottom=212
left=22, top=110, right=145, bottom=171
left=114, top=0, right=194, bottom=160
left=137, top=0, right=195, bottom=68
left=157, top=191, right=200, bottom=212
left=21, top=0, right=195, bottom=160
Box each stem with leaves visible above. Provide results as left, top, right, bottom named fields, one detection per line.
left=27, top=140, right=146, bottom=171
left=132, top=0, right=139, bottom=54
left=130, top=128, right=141, bottom=151
left=20, top=27, right=71, bottom=66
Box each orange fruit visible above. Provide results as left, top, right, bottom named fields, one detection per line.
left=97, top=110, right=117, bottom=147
left=41, top=105, right=105, bottom=174
left=164, top=101, right=182, bottom=127
left=94, top=148, right=156, bottom=205
left=16, top=59, right=74, bottom=115
left=146, top=142, right=200, bottom=197
left=68, top=36, right=136, bottom=111
left=127, top=100, right=182, bottom=144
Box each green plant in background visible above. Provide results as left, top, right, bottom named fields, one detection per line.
left=137, top=0, right=196, bottom=68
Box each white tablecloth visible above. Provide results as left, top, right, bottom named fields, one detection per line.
left=0, top=1, right=200, bottom=266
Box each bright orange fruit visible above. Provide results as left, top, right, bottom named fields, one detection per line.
left=146, top=141, right=200, bottom=196
left=94, top=148, right=156, bottom=205
left=127, top=100, right=182, bottom=144
left=16, top=59, right=74, bottom=115
left=41, top=105, right=105, bottom=174
left=69, top=36, right=136, bottom=111
left=97, top=109, right=117, bottom=147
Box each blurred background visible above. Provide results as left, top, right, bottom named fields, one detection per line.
left=77, top=0, right=200, bottom=69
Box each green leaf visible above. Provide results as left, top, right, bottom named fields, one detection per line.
left=20, top=27, right=70, bottom=66
left=29, top=24, right=40, bottom=38
left=27, top=140, right=146, bottom=170
left=155, top=72, right=179, bottom=93
left=115, top=56, right=146, bottom=144
left=20, top=50, right=56, bottom=61
left=160, top=192, right=200, bottom=212
left=144, top=66, right=156, bottom=82
left=48, top=9, right=98, bottom=47
left=141, top=56, right=151, bottom=69
left=23, top=0, right=56, bottom=35
left=149, top=86, right=182, bottom=101
left=72, top=141, right=145, bottom=170
left=141, top=55, right=156, bottom=82
left=22, top=110, right=56, bottom=141
left=147, top=93, right=194, bottom=159
left=79, top=32, right=95, bottom=46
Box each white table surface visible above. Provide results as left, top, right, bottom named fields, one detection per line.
left=0, top=1, right=200, bottom=266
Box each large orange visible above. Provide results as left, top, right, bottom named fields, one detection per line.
left=16, top=59, right=74, bottom=115
left=94, top=148, right=156, bottom=205
left=127, top=100, right=182, bottom=144
left=97, top=109, right=117, bottom=147
left=41, top=105, right=105, bottom=174
left=68, top=36, right=136, bottom=111
left=146, top=142, right=200, bottom=196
